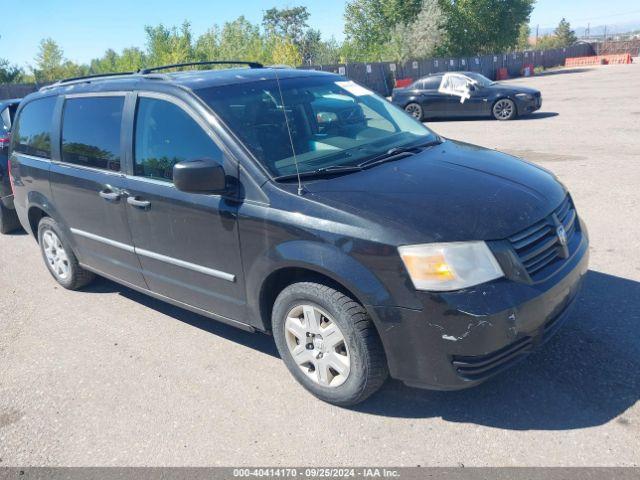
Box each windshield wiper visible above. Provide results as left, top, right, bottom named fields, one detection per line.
left=273, top=138, right=443, bottom=182
left=357, top=139, right=443, bottom=169
left=273, top=164, right=363, bottom=182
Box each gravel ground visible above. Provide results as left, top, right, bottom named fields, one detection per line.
left=1, top=63, right=639, bottom=467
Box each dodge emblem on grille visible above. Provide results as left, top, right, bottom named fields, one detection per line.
left=556, top=225, right=568, bottom=247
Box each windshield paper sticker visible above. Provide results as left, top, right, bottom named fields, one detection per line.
left=336, top=81, right=374, bottom=97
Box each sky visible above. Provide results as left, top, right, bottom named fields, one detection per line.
left=2, top=0, right=640, bottom=67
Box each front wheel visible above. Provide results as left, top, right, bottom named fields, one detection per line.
left=272, top=282, right=388, bottom=406
left=404, top=102, right=424, bottom=121
left=492, top=98, right=517, bottom=121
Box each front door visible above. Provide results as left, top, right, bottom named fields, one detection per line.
left=124, top=94, right=246, bottom=322
left=50, top=94, right=146, bottom=288
left=438, top=74, right=481, bottom=118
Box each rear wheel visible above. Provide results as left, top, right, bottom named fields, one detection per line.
left=404, top=102, right=423, bottom=121
left=272, top=282, right=388, bottom=406
left=38, top=217, right=94, bottom=290
left=492, top=98, right=517, bottom=121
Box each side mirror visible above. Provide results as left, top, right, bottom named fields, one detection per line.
left=173, top=159, right=227, bottom=194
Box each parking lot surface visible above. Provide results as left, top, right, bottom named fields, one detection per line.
left=1, top=63, right=639, bottom=466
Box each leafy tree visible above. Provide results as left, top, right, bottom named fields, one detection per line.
left=380, top=0, right=424, bottom=27
left=90, top=49, right=119, bottom=74
left=344, top=0, right=423, bottom=60
left=218, top=16, right=266, bottom=64
left=0, top=58, right=23, bottom=83
left=534, top=20, right=577, bottom=50
left=517, top=23, right=531, bottom=50
left=438, top=0, right=536, bottom=56
left=385, top=0, right=445, bottom=60
left=535, top=34, right=558, bottom=50
left=145, top=21, right=194, bottom=67
left=263, top=6, right=310, bottom=44
left=32, top=38, right=87, bottom=83
left=194, top=26, right=221, bottom=62
left=33, top=38, right=65, bottom=82
left=117, top=47, right=146, bottom=72
left=310, top=36, right=343, bottom=65
left=220, top=15, right=270, bottom=62
left=554, top=18, right=577, bottom=47
left=271, top=37, right=303, bottom=66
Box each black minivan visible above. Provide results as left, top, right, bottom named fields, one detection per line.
left=9, top=63, right=589, bottom=406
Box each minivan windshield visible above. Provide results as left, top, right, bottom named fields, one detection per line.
left=197, top=75, right=437, bottom=178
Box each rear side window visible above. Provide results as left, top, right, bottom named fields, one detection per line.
left=11, top=96, right=57, bottom=158
left=62, top=96, right=124, bottom=171
left=134, top=97, right=222, bottom=182
left=423, top=77, right=442, bottom=90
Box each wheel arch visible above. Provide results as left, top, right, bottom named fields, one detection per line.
left=27, top=205, right=49, bottom=239
left=259, top=266, right=372, bottom=333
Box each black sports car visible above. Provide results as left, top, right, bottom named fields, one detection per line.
left=391, top=72, right=541, bottom=121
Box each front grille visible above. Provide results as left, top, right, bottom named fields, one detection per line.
left=508, top=196, right=578, bottom=282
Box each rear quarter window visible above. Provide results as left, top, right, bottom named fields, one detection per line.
left=11, top=96, right=57, bottom=158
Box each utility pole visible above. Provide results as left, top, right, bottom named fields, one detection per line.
left=586, top=23, right=590, bottom=40
left=535, top=24, right=539, bottom=45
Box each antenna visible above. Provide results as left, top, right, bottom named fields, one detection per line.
left=273, top=69, right=304, bottom=196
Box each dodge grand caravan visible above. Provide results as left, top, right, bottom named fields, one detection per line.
left=9, top=62, right=589, bottom=406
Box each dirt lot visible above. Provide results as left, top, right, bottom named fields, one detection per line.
left=1, top=63, right=639, bottom=466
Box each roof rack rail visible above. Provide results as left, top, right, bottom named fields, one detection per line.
left=138, top=60, right=263, bottom=74
left=40, top=71, right=136, bottom=91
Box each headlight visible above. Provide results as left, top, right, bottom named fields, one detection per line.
left=398, top=242, right=504, bottom=291
left=515, top=93, right=534, bottom=101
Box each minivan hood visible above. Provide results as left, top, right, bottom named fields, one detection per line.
left=304, top=140, right=565, bottom=242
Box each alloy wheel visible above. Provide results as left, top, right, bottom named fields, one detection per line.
left=494, top=99, right=515, bottom=120
left=284, top=304, right=351, bottom=387
left=405, top=103, right=422, bottom=120
left=42, top=230, right=71, bottom=281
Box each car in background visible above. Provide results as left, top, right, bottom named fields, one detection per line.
left=391, top=72, right=542, bottom=121
left=0, top=98, right=21, bottom=233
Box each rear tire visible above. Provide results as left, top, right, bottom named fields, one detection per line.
left=404, top=102, right=424, bottom=121
left=492, top=98, right=517, bottom=121
left=0, top=204, right=20, bottom=234
left=272, top=282, right=388, bottom=406
left=37, top=217, right=95, bottom=290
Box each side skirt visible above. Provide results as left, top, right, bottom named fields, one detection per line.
left=79, top=262, right=257, bottom=333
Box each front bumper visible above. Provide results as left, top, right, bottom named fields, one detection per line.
left=515, top=94, right=542, bottom=115
left=368, top=226, right=588, bottom=390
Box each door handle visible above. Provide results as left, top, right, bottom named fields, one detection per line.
left=127, top=196, right=151, bottom=209
left=99, top=189, right=121, bottom=201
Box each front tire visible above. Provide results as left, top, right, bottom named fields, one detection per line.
left=38, top=217, right=95, bottom=290
left=272, top=282, right=388, bottom=406
left=404, top=102, right=424, bottom=121
left=492, top=98, right=517, bottom=121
